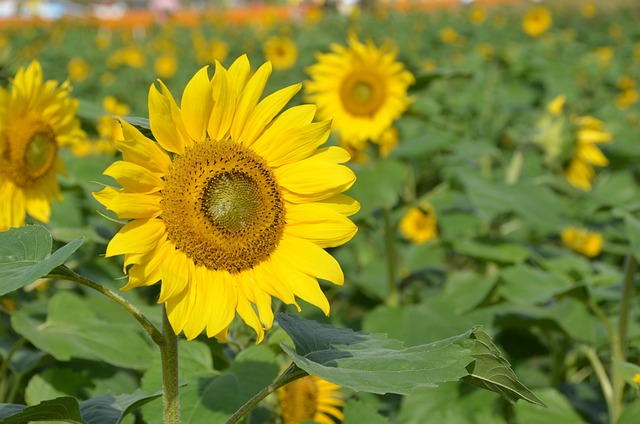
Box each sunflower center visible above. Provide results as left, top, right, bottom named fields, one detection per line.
left=162, top=139, right=285, bottom=273
left=340, top=71, right=386, bottom=117
left=0, top=115, right=57, bottom=187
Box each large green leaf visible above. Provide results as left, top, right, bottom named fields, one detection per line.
left=11, top=291, right=153, bottom=370
left=141, top=341, right=279, bottom=424
left=343, top=400, right=390, bottom=424
left=0, top=392, right=162, bottom=424
left=461, top=330, right=545, bottom=406
left=499, top=265, right=573, bottom=304
left=277, top=314, right=543, bottom=406
left=348, top=159, right=408, bottom=217
left=514, top=388, right=586, bottom=424
left=0, top=225, right=83, bottom=296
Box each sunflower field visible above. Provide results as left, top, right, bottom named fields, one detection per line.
left=2, top=0, right=640, bottom=423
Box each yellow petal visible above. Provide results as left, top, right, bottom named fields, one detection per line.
left=284, top=203, right=358, bottom=248
left=227, top=54, right=251, bottom=97
left=165, top=282, right=195, bottom=335
left=277, top=235, right=344, bottom=285
left=577, top=143, right=608, bottom=166
left=103, top=161, right=164, bottom=193
left=93, top=187, right=162, bottom=219
left=313, top=194, right=361, bottom=216
left=208, top=62, right=236, bottom=141
left=182, top=265, right=210, bottom=340
left=230, top=61, right=271, bottom=143
left=180, top=66, right=213, bottom=142
left=236, top=285, right=265, bottom=343
left=241, top=83, right=301, bottom=146
left=148, top=80, right=192, bottom=155
left=0, top=180, right=26, bottom=229
left=577, top=128, right=612, bottom=144
left=205, top=269, right=238, bottom=338
left=255, top=119, right=331, bottom=168
left=253, top=259, right=299, bottom=309
left=158, top=246, right=192, bottom=303
left=117, top=119, right=171, bottom=175
left=106, top=218, right=165, bottom=257
left=121, top=234, right=169, bottom=288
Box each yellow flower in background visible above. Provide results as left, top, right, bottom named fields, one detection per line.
left=305, top=33, right=414, bottom=149
left=0, top=61, right=85, bottom=230
left=263, top=36, right=298, bottom=71
left=154, top=54, right=178, bottom=79
left=440, top=26, right=464, bottom=45
left=194, top=36, right=229, bottom=65
left=633, top=373, right=640, bottom=385
left=279, top=375, right=345, bottom=424
left=67, top=57, right=91, bottom=83
left=476, top=43, right=494, bottom=60
left=469, top=5, right=487, bottom=25
left=580, top=2, right=597, bottom=19
left=616, top=89, right=638, bottom=110
left=609, top=23, right=624, bottom=43
left=107, top=45, right=146, bottom=69
left=522, top=6, right=552, bottom=38
left=399, top=202, right=438, bottom=244
left=420, top=58, right=437, bottom=72
left=94, top=31, right=111, bottom=51
left=93, top=56, right=359, bottom=342
left=595, top=46, right=614, bottom=68
left=546, top=94, right=566, bottom=116
left=372, top=125, right=399, bottom=158
left=561, top=227, right=603, bottom=257
left=564, top=116, right=612, bottom=191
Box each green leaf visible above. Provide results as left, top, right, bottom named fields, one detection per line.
left=348, top=159, right=408, bottom=217
left=397, top=383, right=505, bottom=424
left=514, top=388, right=586, bottom=423
left=461, top=330, right=545, bottom=406
left=120, top=116, right=150, bottom=129
left=617, top=400, right=640, bottom=424
left=343, top=400, right=390, bottom=424
left=499, top=265, right=572, bottom=304
left=623, top=213, right=640, bottom=262
left=277, top=313, right=474, bottom=395
left=278, top=315, right=542, bottom=405
left=453, top=239, right=529, bottom=264
left=0, top=391, right=162, bottom=424
left=0, top=225, right=83, bottom=296
left=0, top=397, right=84, bottom=423
left=11, top=291, right=153, bottom=370
left=141, top=342, right=279, bottom=424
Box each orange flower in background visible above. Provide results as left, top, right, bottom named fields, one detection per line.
left=522, top=6, right=552, bottom=38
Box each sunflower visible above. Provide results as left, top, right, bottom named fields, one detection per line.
left=93, top=56, right=359, bottom=342
left=0, top=61, right=85, bottom=230
left=561, top=227, right=603, bottom=258
left=263, top=36, right=298, bottom=71
left=399, top=202, right=438, bottom=244
left=563, top=115, right=612, bottom=191
left=522, top=6, right=552, bottom=38
left=279, top=375, right=345, bottom=424
left=304, top=33, right=414, bottom=149
left=67, top=57, right=91, bottom=83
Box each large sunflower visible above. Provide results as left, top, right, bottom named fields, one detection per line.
left=0, top=61, right=85, bottom=230
left=93, top=56, right=359, bottom=342
left=304, top=34, right=414, bottom=148
left=279, top=375, right=345, bottom=424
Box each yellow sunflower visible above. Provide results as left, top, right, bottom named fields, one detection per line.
left=0, top=61, right=85, bottom=230
left=561, top=227, right=603, bottom=257
left=522, top=6, right=552, bottom=38
left=304, top=33, right=414, bottom=149
left=263, top=36, right=298, bottom=71
left=399, top=202, right=438, bottom=244
left=93, top=56, right=359, bottom=342
left=67, top=57, right=91, bottom=83
left=279, top=375, right=345, bottom=424
left=563, top=116, right=612, bottom=191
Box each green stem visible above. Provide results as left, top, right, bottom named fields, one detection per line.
left=0, top=338, right=26, bottom=402
left=582, top=345, right=614, bottom=419
left=160, top=305, right=180, bottom=424
left=46, top=266, right=163, bottom=345
left=383, top=208, right=399, bottom=307
left=226, top=364, right=308, bottom=424
left=611, top=253, right=637, bottom=423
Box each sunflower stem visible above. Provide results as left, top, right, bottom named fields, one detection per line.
left=160, top=305, right=181, bottom=424
left=226, top=364, right=307, bottom=424
left=611, top=252, right=637, bottom=423
left=46, top=266, right=163, bottom=345
left=383, top=208, right=399, bottom=307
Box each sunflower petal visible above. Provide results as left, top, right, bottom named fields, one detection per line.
left=148, top=80, right=192, bottom=154
left=278, top=235, right=344, bottom=285
left=181, top=66, right=213, bottom=142
left=93, top=187, right=162, bottom=219
left=103, top=161, right=164, bottom=193
left=231, top=61, right=272, bottom=143
left=285, top=203, right=358, bottom=248
left=106, top=218, right=165, bottom=257
left=208, top=62, right=235, bottom=141
left=117, top=119, right=171, bottom=175
left=205, top=270, right=238, bottom=338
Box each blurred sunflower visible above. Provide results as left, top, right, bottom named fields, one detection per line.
left=561, top=227, right=603, bottom=257
left=0, top=61, right=85, bottom=230
left=263, top=36, right=298, bottom=71
left=535, top=95, right=612, bottom=191
left=279, top=375, right=345, bottom=424
left=154, top=54, right=178, bottom=79
left=305, top=33, right=414, bottom=149
left=67, top=57, right=91, bottom=83
left=469, top=5, right=487, bottom=25
left=580, top=2, right=597, bottom=19
left=522, top=6, right=552, bottom=38
left=399, top=202, right=438, bottom=244
left=93, top=56, right=359, bottom=342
